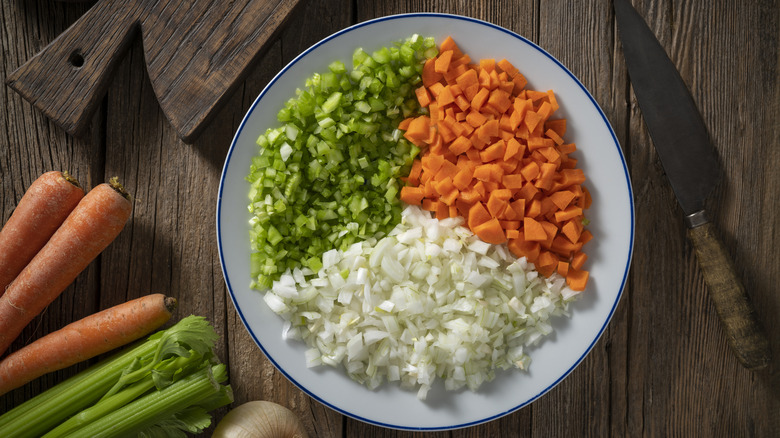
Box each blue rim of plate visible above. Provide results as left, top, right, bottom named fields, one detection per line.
left=217, top=12, right=635, bottom=431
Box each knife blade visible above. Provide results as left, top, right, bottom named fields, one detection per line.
left=614, top=0, right=770, bottom=370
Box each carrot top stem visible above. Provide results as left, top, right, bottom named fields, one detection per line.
left=107, top=176, right=131, bottom=201
left=61, top=171, right=82, bottom=189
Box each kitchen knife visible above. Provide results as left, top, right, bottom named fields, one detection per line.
left=613, top=0, right=770, bottom=370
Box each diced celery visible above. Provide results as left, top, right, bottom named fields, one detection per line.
left=245, top=35, right=436, bottom=286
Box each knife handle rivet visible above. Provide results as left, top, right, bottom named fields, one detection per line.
left=685, top=210, right=709, bottom=228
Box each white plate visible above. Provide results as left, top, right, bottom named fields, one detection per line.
left=217, top=13, right=634, bottom=431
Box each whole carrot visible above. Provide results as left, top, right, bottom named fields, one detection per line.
left=0, top=171, right=84, bottom=295
left=0, top=178, right=133, bottom=356
left=0, top=294, right=176, bottom=396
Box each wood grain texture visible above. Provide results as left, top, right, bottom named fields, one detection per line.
left=2, top=0, right=779, bottom=436
left=6, top=0, right=303, bottom=143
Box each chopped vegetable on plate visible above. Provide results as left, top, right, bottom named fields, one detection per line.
left=247, top=34, right=592, bottom=400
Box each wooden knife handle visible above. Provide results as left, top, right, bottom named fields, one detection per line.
left=688, top=222, right=771, bottom=370
left=5, top=1, right=143, bottom=137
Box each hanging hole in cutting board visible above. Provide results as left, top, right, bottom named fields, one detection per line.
left=68, top=50, right=84, bottom=69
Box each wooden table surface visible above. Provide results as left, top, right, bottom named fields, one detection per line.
left=2, top=0, right=779, bottom=436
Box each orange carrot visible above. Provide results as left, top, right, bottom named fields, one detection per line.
left=0, top=294, right=176, bottom=396
left=0, top=178, right=133, bottom=356
left=0, top=171, right=84, bottom=296
left=398, top=36, right=593, bottom=290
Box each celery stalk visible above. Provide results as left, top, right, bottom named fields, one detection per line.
left=62, top=365, right=229, bottom=438
left=42, top=354, right=202, bottom=437
left=0, top=316, right=225, bottom=438
left=0, top=339, right=160, bottom=437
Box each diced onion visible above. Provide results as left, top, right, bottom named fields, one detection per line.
left=264, top=205, right=579, bottom=400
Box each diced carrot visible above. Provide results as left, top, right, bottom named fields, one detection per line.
left=400, top=186, right=425, bottom=205
left=546, top=89, right=560, bottom=112
left=397, top=36, right=593, bottom=286
left=435, top=50, right=454, bottom=74
left=510, top=198, right=526, bottom=219
left=550, top=235, right=583, bottom=256
left=449, top=135, right=473, bottom=156
left=523, top=217, right=547, bottom=241
left=545, top=119, right=567, bottom=137
left=472, top=218, right=506, bottom=244
left=398, top=117, right=414, bottom=130
left=539, top=220, right=559, bottom=247
left=566, top=268, right=589, bottom=291
left=549, top=190, right=575, bottom=210
left=479, top=58, right=496, bottom=71
left=480, top=140, right=506, bottom=162
left=437, top=85, right=456, bottom=106
left=465, top=110, right=488, bottom=128
left=571, top=251, right=588, bottom=270
left=535, top=162, right=557, bottom=191
left=545, top=128, right=564, bottom=145
left=579, top=229, right=594, bottom=244
left=440, top=187, right=460, bottom=206
left=486, top=195, right=506, bottom=218
left=471, top=87, right=490, bottom=112
left=502, top=173, right=524, bottom=189
left=537, top=250, right=558, bottom=268
left=468, top=202, right=492, bottom=229
left=517, top=181, right=539, bottom=202
left=508, top=234, right=541, bottom=264
left=407, top=160, right=423, bottom=186
left=511, top=73, right=528, bottom=94
left=482, top=119, right=500, bottom=139
left=436, top=200, right=450, bottom=220
left=456, top=69, right=479, bottom=91
left=487, top=89, right=512, bottom=113
left=557, top=261, right=570, bottom=277
left=403, top=115, right=431, bottom=142
left=554, top=205, right=583, bottom=222
left=527, top=90, right=547, bottom=102
left=561, top=219, right=582, bottom=243
left=524, top=110, right=542, bottom=133
left=415, top=86, right=432, bottom=108
left=520, top=161, right=540, bottom=181
left=454, top=94, right=470, bottom=112
left=537, top=101, right=553, bottom=121
left=526, top=198, right=541, bottom=218
left=439, top=36, right=463, bottom=58
left=453, top=167, right=474, bottom=191
left=422, top=58, right=443, bottom=87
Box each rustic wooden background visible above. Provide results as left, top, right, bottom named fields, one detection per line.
left=1, top=0, right=778, bottom=436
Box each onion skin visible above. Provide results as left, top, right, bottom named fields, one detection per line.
left=213, top=401, right=308, bottom=438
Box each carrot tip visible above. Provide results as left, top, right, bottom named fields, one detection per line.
left=108, top=176, right=132, bottom=201
left=61, top=171, right=82, bottom=189
left=164, top=296, right=178, bottom=313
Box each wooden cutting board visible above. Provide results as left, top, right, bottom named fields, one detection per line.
left=6, top=0, right=303, bottom=143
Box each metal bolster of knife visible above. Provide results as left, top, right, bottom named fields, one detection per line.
left=684, top=210, right=709, bottom=228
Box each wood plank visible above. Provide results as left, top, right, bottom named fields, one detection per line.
left=0, top=0, right=103, bottom=413
left=623, top=1, right=780, bottom=436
